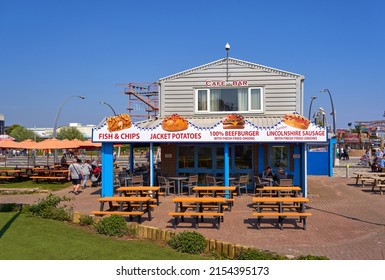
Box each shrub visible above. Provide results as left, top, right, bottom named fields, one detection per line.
left=0, top=203, right=21, bottom=212
left=95, top=215, right=128, bottom=237
left=236, top=248, right=287, bottom=260
left=25, top=194, right=71, bottom=221
left=78, top=215, right=94, bottom=226
left=296, top=255, right=329, bottom=260
left=168, top=231, right=207, bottom=254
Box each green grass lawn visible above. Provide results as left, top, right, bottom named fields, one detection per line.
left=0, top=180, right=71, bottom=191
left=0, top=212, right=208, bottom=260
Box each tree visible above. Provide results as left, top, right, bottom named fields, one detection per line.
left=56, top=127, right=84, bottom=140
left=9, top=126, right=36, bottom=142
left=5, top=124, right=22, bottom=135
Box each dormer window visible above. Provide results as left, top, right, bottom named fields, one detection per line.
left=195, top=87, right=263, bottom=113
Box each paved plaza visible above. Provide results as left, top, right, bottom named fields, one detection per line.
left=1, top=157, right=385, bottom=260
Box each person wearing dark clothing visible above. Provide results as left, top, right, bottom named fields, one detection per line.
left=262, top=166, right=274, bottom=178
left=273, top=167, right=287, bottom=185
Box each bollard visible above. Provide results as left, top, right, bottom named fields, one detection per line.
left=346, top=164, right=350, bottom=178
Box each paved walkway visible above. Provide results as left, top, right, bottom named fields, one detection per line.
left=1, top=157, right=385, bottom=260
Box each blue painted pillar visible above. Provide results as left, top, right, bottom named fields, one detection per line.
left=101, top=143, right=114, bottom=197
left=293, top=144, right=301, bottom=187
left=129, top=144, right=134, bottom=175
left=258, top=144, right=265, bottom=175
left=149, top=143, right=154, bottom=186
left=224, top=143, right=229, bottom=187
left=302, top=144, right=308, bottom=197
left=329, top=138, right=337, bottom=177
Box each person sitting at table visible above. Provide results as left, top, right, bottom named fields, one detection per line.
left=60, top=155, right=68, bottom=168
left=273, top=167, right=287, bottom=186
left=91, top=164, right=102, bottom=187
left=262, top=166, right=274, bottom=178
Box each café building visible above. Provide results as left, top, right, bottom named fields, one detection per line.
left=92, top=57, right=327, bottom=197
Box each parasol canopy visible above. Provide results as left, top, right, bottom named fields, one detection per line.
left=0, top=139, right=23, bottom=149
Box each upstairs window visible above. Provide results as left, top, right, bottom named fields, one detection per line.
left=195, top=87, right=263, bottom=113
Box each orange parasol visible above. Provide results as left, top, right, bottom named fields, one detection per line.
left=34, top=138, right=81, bottom=150
left=0, top=139, right=23, bottom=149
left=77, top=139, right=102, bottom=149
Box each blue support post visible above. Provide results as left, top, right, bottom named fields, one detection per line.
left=258, top=145, right=264, bottom=175
left=224, top=143, right=229, bottom=186
left=129, top=145, right=134, bottom=175
left=101, top=143, right=114, bottom=197
left=293, top=144, right=301, bottom=187
left=149, top=143, right=154, bottom=186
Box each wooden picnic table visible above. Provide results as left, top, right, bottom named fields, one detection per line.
left=256, top=186, right=302, bottom=197
left=192, top=186, right=236, bottom=197
left=29, top=169, right=69, bottom=182
left=362, top=175, right=385, bottom=195
left=192, top=185, right=236, bottom=210
left=0, top=169, right=22, bottom=176
left=116, top=186, right=161, bottom=205
left=93, top=196, right=153, bottom=222
left=252, top=196, right=309, bottom=212
left=252, top=196, right=311, bottom=230
left=353, top=171, right=383, bottom=185
left=169, top=197, right=227, bottom=229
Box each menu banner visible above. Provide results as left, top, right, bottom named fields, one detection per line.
left=92, top=113, right=327, bottom=143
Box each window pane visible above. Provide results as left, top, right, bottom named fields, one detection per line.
left=251, top=88, right=261, bottom=110
left=197, top=90, right=207, bottom=111
left=198, top=147, right=212, bottom=168
left=216, top=146, right=224, bottom=168
left=178, top=145, right=194, bottom=168
left=234, top=145, right=252, bottom=169
left=210, top=88, right=247, bottom=112
left=268, top=145, right=289, bottom=168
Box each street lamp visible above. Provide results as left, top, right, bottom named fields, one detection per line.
left=99, top=101, right=117, bottom=116
left=52, top=95, right=86, bottom=162
left=225, top=42, right=230, bottom=82
left=320, top=89, right=336, bottom=136
left=308, top=96, right=317, bottom=120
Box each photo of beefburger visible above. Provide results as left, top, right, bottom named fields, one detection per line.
left=282, top=113, right=310, bottom=130
left=222, top=113, right=245, bottom=129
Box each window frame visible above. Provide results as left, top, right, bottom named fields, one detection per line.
left=195, top=87, right=264, bottom=114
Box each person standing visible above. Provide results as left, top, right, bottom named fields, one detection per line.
left=80, top=159, right=92, bottom=189
left=68, top=158, right=83, bottom=195
left=379, top=155, right=385, bottom=172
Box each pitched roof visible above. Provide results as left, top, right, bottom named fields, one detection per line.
left=158, top=57, right=304, bottom=82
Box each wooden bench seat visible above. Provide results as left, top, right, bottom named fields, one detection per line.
left=111, top=202, right=157, bottom=209
left=0, top=176, right=15, bottom=180
left=168, top=212, right=224, bottom=229
left=252, top=212, right=312, bottom=230
left=181, top=204, right=229, bottom=210
left=253, top=204, right=300, bottom=210
left=90, top=211, right=145, bottom=223
left=360, top=178, right=375, bottom=188
left=30, top=176, right=66, bottom=182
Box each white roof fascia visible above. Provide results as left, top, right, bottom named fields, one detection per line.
left=158, top=57, right=305, bottom=82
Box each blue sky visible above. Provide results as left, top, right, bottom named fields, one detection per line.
left=1, top=0, right=384, bottom=129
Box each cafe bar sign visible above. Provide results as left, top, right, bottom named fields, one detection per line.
left=205, top=80, right=248, bottom=87
left=92, top=113, right=327, bottom=143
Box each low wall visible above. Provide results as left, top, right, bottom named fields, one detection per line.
left=71, top=211, right=279, bottom=259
